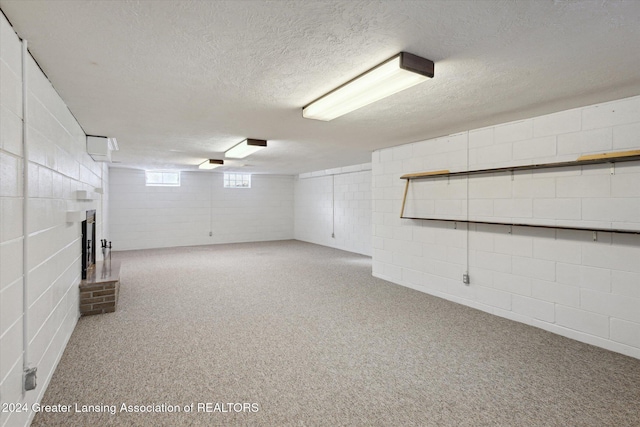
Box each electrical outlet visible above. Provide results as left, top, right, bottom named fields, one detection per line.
left=462, top=273, right=470, bottom=285
left=209, top=231, right=212, bottom=237
left=24, top=367, right=37, bottom=391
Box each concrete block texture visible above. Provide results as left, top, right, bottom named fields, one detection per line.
left=373, top=94, right=640, bottom=358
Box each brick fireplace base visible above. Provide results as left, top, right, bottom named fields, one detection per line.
left=80, top=261, right=121, bottom=316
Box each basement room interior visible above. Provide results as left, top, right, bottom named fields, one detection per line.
left=0, top=1, right=639, bottom=426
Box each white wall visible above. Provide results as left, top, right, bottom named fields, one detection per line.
left=294, top=163, right=372, bottom=256
left=109, top=168, right=293, bottom=250
left=372, top=95, right=640, bottom=359
left=0, top=13, right=108, bottom=427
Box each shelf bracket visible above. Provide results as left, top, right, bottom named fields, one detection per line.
left=400, top=179, right=410, bottom=218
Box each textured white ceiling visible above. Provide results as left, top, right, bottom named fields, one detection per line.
left=1, top=0, right=640, bottom=174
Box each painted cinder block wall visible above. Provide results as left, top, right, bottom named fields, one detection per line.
left=0, top=14, right=109, bottom=427
left=294, top=163, right=372, bottom=256
left=372, top=95, right=640, bottom=359
left=109, top=168, right=294, bottom=251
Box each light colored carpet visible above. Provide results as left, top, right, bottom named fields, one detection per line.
left=32, top=240, right=640, bottom=426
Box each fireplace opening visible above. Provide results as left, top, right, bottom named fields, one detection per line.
left=82, top=210, right=96, bottom=280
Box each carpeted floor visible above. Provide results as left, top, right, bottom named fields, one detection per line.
left=32, top=240, right=640, bottom=426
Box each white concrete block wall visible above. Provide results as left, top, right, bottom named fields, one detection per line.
left=294, top=164, right=372, bottom=256
left=294, top=175, right=333, bottom=249
left=1, top=14, right=108, bottom=427
left=373, top=95, right=640, bottom=359
left=109, top=169, right=293, bottom=250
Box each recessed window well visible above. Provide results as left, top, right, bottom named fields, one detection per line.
left=145, top=171, right=180, bottom=187
left=224, top=173, right=251, bottom=188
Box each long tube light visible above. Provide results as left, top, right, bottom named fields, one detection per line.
left=225, top=139, right=267, bottom=159
left=199, top=159, right=224, bottom=169
left=302, top=52, right=434, bottom=121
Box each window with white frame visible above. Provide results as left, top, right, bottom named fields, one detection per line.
left=145, top=171, right=180, bottom=187
left=224, top=173, right=251, bottom=188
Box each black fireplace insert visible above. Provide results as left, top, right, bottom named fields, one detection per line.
left=82, top=210, right=96, bottom=280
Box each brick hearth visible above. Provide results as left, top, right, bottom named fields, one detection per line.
left=79, top=261, right=121, bottom=316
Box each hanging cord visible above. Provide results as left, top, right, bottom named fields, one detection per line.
left=465, top=132, right=470, bottom=284
left=22, top=38, right=34, bottom=388
left=331, top=175, right=335, bottom=238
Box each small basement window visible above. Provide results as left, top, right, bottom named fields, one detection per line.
left=224, top=173, right=251, bottom=188
left=145, top=171, right=180, bottom=187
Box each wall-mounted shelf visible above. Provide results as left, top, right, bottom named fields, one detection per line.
left=400, top=150, right=640, bottom=181
left=400, top=217, right=640, bottom=236
left=399, top=150, right=640, bottom=236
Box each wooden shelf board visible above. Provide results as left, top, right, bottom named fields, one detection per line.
left=577, top=149, right=640, bottom=161
left=400, top=150, right=640, bottom=180
left=400, top=169, right=450, bottom=179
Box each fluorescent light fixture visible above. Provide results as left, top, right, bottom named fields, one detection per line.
left=302, top=52, right=434, bottom=121
left=225, top=139, right=267, bottom=159
left=199, top=159, right=224, bottom=170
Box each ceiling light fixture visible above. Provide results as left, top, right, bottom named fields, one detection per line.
left=225, top=139, right=267, bottom=159
left=199, top=159, right=224, bottom=170
left=302, top=52, right=434, bottom=121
